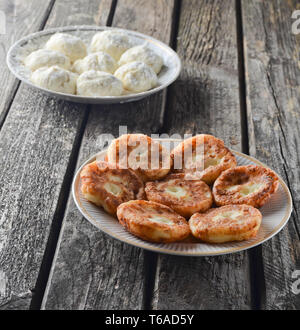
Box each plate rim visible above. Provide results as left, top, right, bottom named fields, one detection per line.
left=6, top=25, right=182, bottom=104
left=72, top=144, right=293, bottom=257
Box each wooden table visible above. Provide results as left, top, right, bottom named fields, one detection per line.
left=0, top=0, right=299, bottom=310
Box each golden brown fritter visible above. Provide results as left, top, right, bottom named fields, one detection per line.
left=171, top=134, right=237, bottom=185
left=212, top=165, right=279, bottom=208
left=106, top=134, right=172, bottom=182
left=189, top=204, right=262, bottom=243
left=117, top=200, right=190, bottom=243
left=145, top=173, right=213, bottom=218
left=80, top=160, right=145, bottom=215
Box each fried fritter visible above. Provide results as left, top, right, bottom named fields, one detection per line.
left=171, top=134, right=237, bottom=185
left=212, top=165, right=279, bottom=208
left=80, top=160, right=145, bottom=215
left=106, top=134, right=172, bottom=181
left=189, top=204, right=262, bottom=243
left=145, top=173, right=213, bottom=218
left=117, top=200, right=190, bottom=243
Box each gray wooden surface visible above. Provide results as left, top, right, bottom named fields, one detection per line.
left=0, top=0, right=299, bottom=310
left=242, top=0, right=300, bottom=309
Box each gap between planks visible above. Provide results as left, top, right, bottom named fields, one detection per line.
left=29, top=105, right=91, bottom=309
left=235, top=0, right=266, bottom=310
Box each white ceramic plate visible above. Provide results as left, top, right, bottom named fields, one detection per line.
left=6, top=25, right=181, bottom=104
left=72, top=139, right=292, bottom=256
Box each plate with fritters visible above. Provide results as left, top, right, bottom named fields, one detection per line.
left=72, top=139, right=292, bottom=256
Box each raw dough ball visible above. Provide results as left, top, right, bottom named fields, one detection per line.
left=31, top=65, right=77, bottom=94
left=90, top=30, right=132, bottom=61
left=118, top=44, right=163, bottom=74
left=45, top=33, right=87, bottom=62
left=77, top=70, right=123, bottom=97
left=24, top=49, right=71, bottom=71
left=114, top=61, right=157, bottom=92
left=73, top=52, right=117, bottom=74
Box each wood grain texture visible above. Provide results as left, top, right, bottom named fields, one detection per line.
left=112, top=0, right=176, bottom=41
left=0, top=0, right=54, bottom=128
left=46, top=0, right=113, bottom=27
left=0, top=94, right=86, bottom=310
left=42, top=0, right=177, bottom=310
left=0, top=0, right=116, bottom=309
left=152, top=0, right=252, bottom=310
left=241, top=0, right=300, bottom=309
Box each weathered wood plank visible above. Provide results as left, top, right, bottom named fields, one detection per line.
left=46, top=0, right=112, bottom=27
left=152, top=0, right=252, bottom=310
left=112, top=0, right=176, bottom=41
left=241, top=0, right=300, bottom=309
left=0, top=0, right=54, bottom=127
left=0, top=0, right=115, bottom=310
left=42, top=0, right=177, bottom=310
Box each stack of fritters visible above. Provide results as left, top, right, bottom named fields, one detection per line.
left=80, top=134, right=279, bottom=244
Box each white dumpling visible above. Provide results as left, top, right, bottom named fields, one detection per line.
left=118, top=44, right=163, bottom=74
left=90, top=30, right=132, bottom=61
left=76, top=70, right=123, bottom=97
left=31, top=65, right=77, bottom=94
left=114, top=61, right=157, bottom=93
left=24, top=49, right=71, bottom=71
left=73, top=52, right=117, bottom=75
left=45, top=33, right=86, bottom=62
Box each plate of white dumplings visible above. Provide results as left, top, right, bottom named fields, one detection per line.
left=7, top=26, right=181, bottom=104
